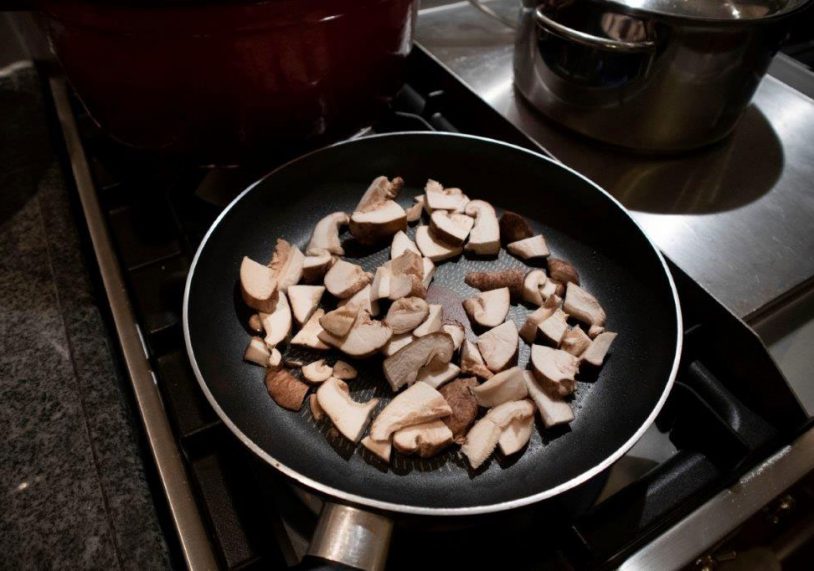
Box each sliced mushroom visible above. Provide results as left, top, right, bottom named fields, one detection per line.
left=338, top=284, right=379, bottom=316
left=522, top=371, right=572, bottom=428
left=290, top=309, right=330, bottom=350
left=413, top=304, right=443, bottom=337
left=385, top=297, right=430, bottom=334
left=498, top=415, right=534, bottom=456
left=309, top=394, right=326, bottom=421
left=265, top=368, right=309, bottom=411
left=548, top=258, right=580, bottom=286
left=248, top=313, right=263, bottom=333
left=259, top=291, right=292, bottom=348
left=538, top=308, right=569, bottom=346
left=561, top=326, right=592, bottom=357
left=471, top=366, right=528, bottom=407
left=415, top=226, right=463, bottom=262
left=316, top=377, right=379, bottom=443
left=588, top=324, right=606, bottom=338
left=268, top=348, right=283, bottom=370
left=390, top=230, right=420, bottom=259
left=349, top=200, right=407, bottom=245
left=355, top=175, right=403, bottom=212
left=460, top=340, right=494, bottom=379
left=582, top=331, right=617, bottom=367
left=486, top=399, right=536, bottom=427
left=499, top=211, right=534, bottom=245
left=461, top=400, right=535, bottom=469
left=393, top=419, right=454, bottom=458
left=268, top=239, right=305, bottom=292
left=382, top=331, right=455, bottom=391
left=318, top=312, right=392, bottom=357
left=382, top=332, right=415, bottom=357
left=244, top=336, right=270, bottom=367
left=302, top=252, right=335, bottom=283
left=369, top=381, right=452, bottom=441
left=417, top=362, right=461, bottom=389
left=302, top=359, right=333, bottom=384
left=333, top=360, right=358, bottom=380
left=563, top=282, right=606, bottom=328
left=541, top=279, right=559, bottom=300
left=465, top=269, right=525, bottom=300
left=324, top=259, right=371, bottom=299
left=521, top=269, right=547, bottom=306
left=439, top=377, right=479, bottom=444
left=531, top=344, right=579, bottom=397
left=370, top=264, right=392, bottom=301
left=405, top=201, right=423, bottom=224
left=424, top=179, right=469, bottom=212
left=519, top=295, right=561, bottom=344
left=464, top=200, right=500, bottom=256
left=507, top=235, right=550, bottom=261
left=477, top=320, right=519, bottom=372
left=320, top=304, right=360, bottom=337
left=388, top=251, right=426, bottom=300
left=442, top=321, right=465, bottom=351
left=306, top=212, right=349, bottom=256
left=462, top=287, right=510, bottom=328
left=240, top=256, right=278, bottom=313
left=430, top=211, right=475, bottom=245
left=361, top=436, right=392, bottom=462
left=288, top=285, right=325, bottom=326
left=422, top=257, right=436, bottom=289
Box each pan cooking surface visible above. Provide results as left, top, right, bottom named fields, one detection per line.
left=184, top=133, right=680, bottom=513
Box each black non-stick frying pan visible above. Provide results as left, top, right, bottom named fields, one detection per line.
left=183, top=132, right=682, bottom=567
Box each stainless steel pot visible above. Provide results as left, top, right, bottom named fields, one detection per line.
left=514, top=0, right=812, bottom=152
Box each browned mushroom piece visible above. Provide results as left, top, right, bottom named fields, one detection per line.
left=306, top=212, right=349, bottom=256
left=413, top=304, right=443, bottom=337
left=309, top=394, right=326, bottom=421
left=320, top=304, right=360, bottom=337
left=416, top=362, right=461, bottom=389
left=240, top=256, right=279, bottom=313
left=361, top=436, right=392, bottom=462
left=390, top=230, right=420, bottom=259
left=537, top=308, right=569, bottom=347
left=441, top=321, right=466, bottom=351
left=430, top=211, right=475, bottom=245
left=330, top=361, right=356, bottom=380
left=302, top=359, right=333, bottom=384
left=316, top=377, right=379, bottom=443
left=530, top=344, right=580, bottom=397
left=415, top=225, right=463, bottom=262
left=382, top=331, right=455, bottom=391
left=405, top=201, right=423, bottom=224
left=547, top=258, right=580, bottom=286
left=499, top=211, right=534, bottom=245
left=464, top=200, right=501, bottom=256
left=288, top=285, right=325, bottom=326
left=462, top=400, right=535, bottom=469
left=324, top=259, right=372, bottom=299
left=318, top=312, right=392, bottom=357
left=369, top=382, right=452, bottom=441
left=439, top=377, right=479, bottom=444
left=290, top=308, right=331, bottom=350
left=392, top=420, right=454, bottom=458
left=581, top=331, right=618, bottom=367
left=507, top=235, right=550, bottom=261
left=388, top=250, right=427, bottom=299
left=259, top=291, right=292, bottom=348
left=338, top=284, right=378, bottom=316
left=243, top=336, right=270, bottom=367
left=248, top=313, right=264, bottom=333
left=563, top=282, right=606, bottom=329
left=462, top=287, right=511, bottom=328
left=471, top=366, right=528, bottom=407
left=523, top=370, right=574, bottom=428
left=349, top=176, right=407, bottom=245
left=561, top=326, right=592, bottom=357
left=498, top=415, right=534, bottom=456
left=460, top=340, right=494, bottom=379
left=265, top=368, right=309, bottom=411
left=302, top=252, right=335, bottom=283
left=477, top=321, right=519, bottom=372
left=465, top=268, right=525, bottom=300
left=268, top=239, right=305, bottom=292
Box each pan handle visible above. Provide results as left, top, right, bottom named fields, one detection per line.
left=294, top=502, right=394, bottom=571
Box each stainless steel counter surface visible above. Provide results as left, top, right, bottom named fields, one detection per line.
left=417, top=1, right=814, bottom=321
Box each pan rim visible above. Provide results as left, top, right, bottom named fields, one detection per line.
left=182, top=131, right=683, bottom=516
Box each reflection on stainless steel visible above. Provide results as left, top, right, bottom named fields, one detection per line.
left=307, top=503, right=394, bottom=571
left=417, top=1, right=814, bottom=319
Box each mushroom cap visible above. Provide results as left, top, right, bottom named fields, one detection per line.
left=439, top=377, right=479, bottom=444
left=265, top=368, right=309, bottom=411
left=499, top=211, right=534, bottom=245
left=349, top=200, right=407, bottom=245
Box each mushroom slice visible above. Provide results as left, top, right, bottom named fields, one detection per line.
left=477, top=321, right=519, bottom=372
left=370, top=265, right=392, bottom=301
left=417, top=362, right=461, bottom=389
left=324, top=259, right=371, bottom=299
left=422, top=257, right=436, bottom=289
left=361, top=436, right=392, bottom=462
left=460, top=340, right=493, bottom=379
left=561, top=326, right=592, bottom=357
left=288, top=285, right=325, bottom=326
left=318, top=312, right=392, bottom=358
left=268, top=239, right=305, bottom=292
left=466, top=269, right=525, bottom=300
left=355, top=175, right=403, bottom=211
left=439, top=377, right=479, bottom=444
left=548, top=258, right=580, bottom=286
left=333, top=360, right=358, bottom=380
left=471, top=366, right=528, bottom=407
left=382, top=332, right=415, bottom=357
left=405, top=201, right=423, bottom=224
left=581, top=331, right=618, bottom=367
left=499, top=211, right=534, bottom=245
left=240, top=256, right=278, bottom=313
left=385, top=297, right=430, bottom=334
left=369, top=381, right=452, bottom=441
left=519, top=295, right=561, bottom=344
left=290, top=309, right=330, bottom=350
left=338, top=284, right=378, bottom=316
left=259, top=291, right=292, bottom=348
left=413, top=304, right=443, bottom=337
left=350, top=200, right=407, bottom=245
left=523, top=370, right=574, bottom=427
left=265, top=369, right=309, bottom=411
left=462, top=400, right=535, bottom=469
left=442, top=321, right=465, bottom=351
left=464, top=200, right=500, bottom=256
left=244, top=336, right=270, bottom=367
left=317, top=377, right=379, bottom=443
left=320, top=304, right=360, bottom=337
left=390, top=230, right=420, bottom=259
left=248, top=313, right=263, bottom=333
left=462, top=287, right=510, bottom=328
left=538, top=308, right=569, bottom=347
left=268, top=348, right=283, bottom=370
left=486, top=399, right=536, bottom=427
left=382, top=331, right=455, bottom=391
left=430, top=211, right=475, bottom=245
left=563, top=282, right=606, bottom=328
left=302, top=252, right=335, bottom=283
left=302, top=359, right=333, bottom=384
left=306, top=212, right=349, bottom=256
left=498, top=415, right=534, bottom=456
left=309, top=394, right=326, bottom=421
left=388, top=251, right=426, bottom=300
left=507, top=235, right=550, bottom=261
left=424, top=179, right=469, bottom=212
left=521, top=269, right=547, bottom=306
left=588, top=324, right=606, bottom=338
left=531, top=345, right=579, bottom=397
left=415, top=226, right=463, bottom=262
left=393, top=420, right=453, bottom=458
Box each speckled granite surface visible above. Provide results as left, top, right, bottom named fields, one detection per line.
left=0, top=64, right=170, bottom=569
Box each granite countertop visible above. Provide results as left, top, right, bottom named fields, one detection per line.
left=0, top=63, right=170, bottom=568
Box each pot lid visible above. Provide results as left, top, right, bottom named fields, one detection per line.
left=603, top=0, right=811, bottom=21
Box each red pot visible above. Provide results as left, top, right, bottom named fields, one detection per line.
left=41, top=0, right=417, bottom=163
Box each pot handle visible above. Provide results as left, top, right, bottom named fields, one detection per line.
left=293, top=502, right=394, bottom=571
left=534, top=6, right=656, bottom=53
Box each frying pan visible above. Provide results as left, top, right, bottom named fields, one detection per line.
left=183, top=132, right=682, bottom=569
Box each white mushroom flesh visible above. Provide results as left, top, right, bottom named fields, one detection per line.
left=333, top=360, right=358, bottom=380
left=302, top=251, right=335, bottom=283
left=361, top=436, right=392, bottom=462
left=390, top=230, right=420, bottom=259
left=319, top=304, right=360, bottom=337
left=302, top=359, right=333, bottom=383
left=462, top=287, right=510, bottom=328
left=523, top=370, right=574, bottom=428
left=268, top=348, right=282, bottom=369
left=521, top=269, right=547, bottom=307
left=430, top=211, right=475, bottom=245
left=324, top=259, right=371, bottom=299
left=460, top=339, right=494, bottom=379
left=316, top=377, right=379, bottom=443
left=382, top=332, right=454, bottom=391
left=369, top=382, right=452, bottom=441
left=507, top=234, right=550, bottom=261
left=318, top=312, right=392, bottom=357
left=349, top=200, right=407, bottom=244
left=538, top=308, right=569, bottom=346
left=477, top=320, right=519, bottom=372
left=531, top=344, right=579, bottom=397
left=415, top=225, right=463, bottom=262
left=288, top=285, right=324, bottom=326
left=290, top=309, right=330, bottom=350
left=392, top=419, right=454, bottom=457
left=424, top=179, right=469, bottom=212
left=243, top=336, right=270, bottom=367
left=382, top=332, right=415, bottom=357
left=239, top=256, right=278, bottom=313
left=385, top=297, right=430, bottom=334
left=413, top=304, right=443, bottom=337
left=416, top=362, right=461, bottom=389
left=306, top=212, right=349, bottom=256
left=422, top=257, right=436, bottom=289
left=519, top=295, right=560, bottom=344
left=563, top=282, right=607, bottom=327
left=442, top=322, right=465, bottom=351
left=464, top=200, right=500, bottom=256
left=471, top=366, right=528, bottom=407
left=259, top=291, right=292, bottom=348
left=582, top=331, right=617, bottom=367
left=268, top=239, right=305, bottom=292
left=561, top=326, right=592, bottom=357
left=498, top=415, right=534, bottom=456
left=338, top=284, right=379, bottom=316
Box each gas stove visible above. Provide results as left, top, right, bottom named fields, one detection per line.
left=48, top=41, right=813, bottom=570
